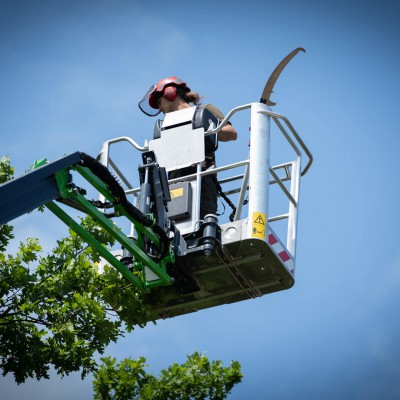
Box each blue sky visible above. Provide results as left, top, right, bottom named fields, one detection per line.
left=1, top=0, right=399, bottom=398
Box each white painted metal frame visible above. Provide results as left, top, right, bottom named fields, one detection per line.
left=97, top=102, right=313, bottom=267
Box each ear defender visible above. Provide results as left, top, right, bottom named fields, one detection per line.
left=163, top=85, right=177, bottom=102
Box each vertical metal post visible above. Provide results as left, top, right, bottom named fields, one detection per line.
left=287, top=157, right=301, bottom=257
left=234, top=163, right=250, bottom=221
left=247, top=103, right=271, bottom=241
left=98, top=142, right=110, bottom=206
left=195, top=163, right=202, bottom=224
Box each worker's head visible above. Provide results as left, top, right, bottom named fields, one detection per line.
left=148, top=77, right=189, bottom=109
left=138, top=76, right=200, bottom=116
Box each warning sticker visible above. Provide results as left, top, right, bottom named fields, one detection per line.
left=170, top=187, right=184, bottom=198
left=251, top=212, right=266, bottom=239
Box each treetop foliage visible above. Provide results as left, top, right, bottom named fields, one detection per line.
left=93, top=352, right=242, bottom=400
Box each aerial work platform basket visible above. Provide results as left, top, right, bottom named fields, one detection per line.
left=0, top=48, right=312, bottom=320
left=96, top=101, right=313, bottom=319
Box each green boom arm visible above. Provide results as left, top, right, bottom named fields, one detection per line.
left=0, top=151, right=174, bottom=291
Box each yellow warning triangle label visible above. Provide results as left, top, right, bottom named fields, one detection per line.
left=253, top=214, right=265, bottom=225
left=252, top=212, right=266, bottom=239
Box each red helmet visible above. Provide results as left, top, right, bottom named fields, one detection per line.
left=149, top=76, right=189, bottom=109
left=138, top=76, right=190, bottom=116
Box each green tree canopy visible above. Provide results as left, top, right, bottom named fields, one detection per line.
left=93, top=352, right=242, bottom=400
left=0, top=156, right=151, bottom=383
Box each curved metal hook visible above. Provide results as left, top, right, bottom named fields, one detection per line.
left=260, top=47, right=306, bottom=106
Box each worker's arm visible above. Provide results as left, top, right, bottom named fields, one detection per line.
left=218, top=123, right=237, bottom=142
left=203, top=104, right=238, bottom=142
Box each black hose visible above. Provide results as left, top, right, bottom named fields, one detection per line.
left=211, top=174, right=237, bottom=222
left=78, top=152, right=169, bottom=259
